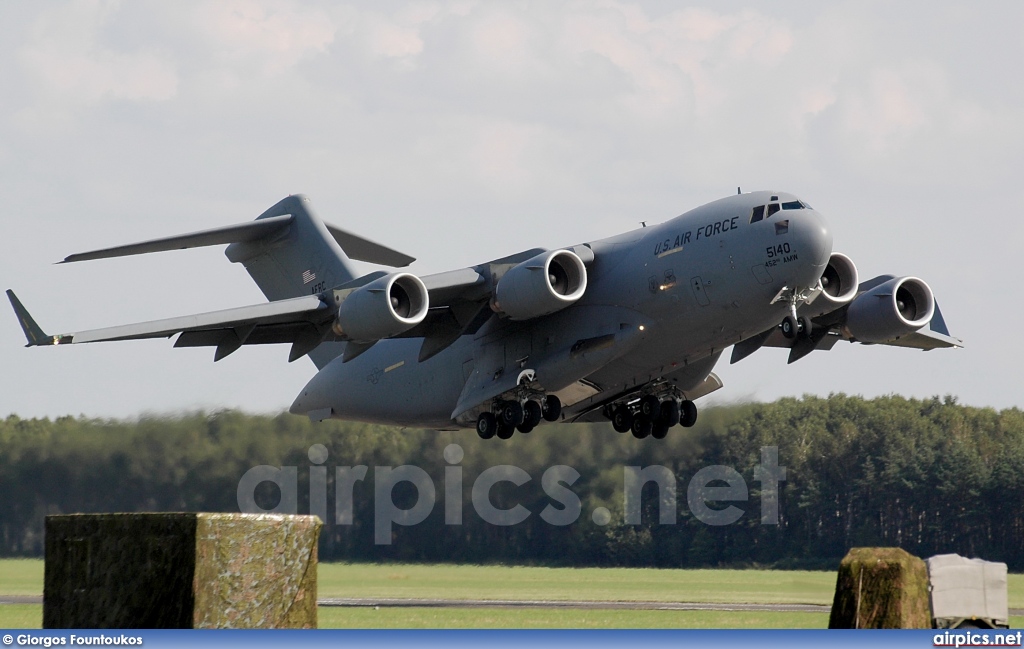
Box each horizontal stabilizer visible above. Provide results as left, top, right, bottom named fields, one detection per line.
left=61, top=213, right=417, bottom=269
left=61, top=215, right=294, bottom=263
left=325, top=224, right=416, bottom=267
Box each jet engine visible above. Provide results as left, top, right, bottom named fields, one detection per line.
left=844, top=276, right=935, bottom=343
left=492, top=249, right=588, bottom=320
left=805, top=253, right=859, bottom=318
left=332, top=273, right=429, bottom=343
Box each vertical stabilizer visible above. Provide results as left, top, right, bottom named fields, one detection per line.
left=226, top=195, right=355, bottom=368
left=226, top=195, right=357, bottom=301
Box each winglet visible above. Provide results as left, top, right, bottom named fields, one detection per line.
left=6, top=290, right=56, bottom=347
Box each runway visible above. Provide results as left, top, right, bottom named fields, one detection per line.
left=319, top=597, right=831, bottom=613
left=5, top=595, right=1021, bottom=616
left=1, top=595, right=827, bottom=613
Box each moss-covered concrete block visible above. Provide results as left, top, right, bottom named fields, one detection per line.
left=44, top=513, right=321, bottom=629
left=828, top=547, right=930, bottom=629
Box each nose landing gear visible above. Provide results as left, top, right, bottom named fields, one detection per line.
left=774, top=285, right=817, bottom=340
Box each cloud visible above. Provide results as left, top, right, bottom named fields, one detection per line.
left=195, top=0, right=335, bottom=73
left=2, top=1, right=1023, bottom=416
left=19, top=0, right=178, bottom=106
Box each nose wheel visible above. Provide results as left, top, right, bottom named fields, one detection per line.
left=781, top=310, right=814, bottom=340
left=781, top=315, right=799, bottom=339
left=775, top=286, right=816, bottom=340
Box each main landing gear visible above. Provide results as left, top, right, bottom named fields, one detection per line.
left=608, top=396, right=697, bottom=440
left=476, top=395, right=561, bottom=440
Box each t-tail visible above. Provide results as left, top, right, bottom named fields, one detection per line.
left=31, top=194, right=417, bottom=368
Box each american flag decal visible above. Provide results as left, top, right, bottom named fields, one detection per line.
left=302, top=270, right=316, bottom=284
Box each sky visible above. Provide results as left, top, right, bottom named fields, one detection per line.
left=1, top=0, right=1021, bottom=420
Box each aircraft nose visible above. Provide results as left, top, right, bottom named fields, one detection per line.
left=795, top=208, right=832, bottom=270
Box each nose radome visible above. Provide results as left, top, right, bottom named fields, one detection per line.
left=800, top=209, right=832, bottom=268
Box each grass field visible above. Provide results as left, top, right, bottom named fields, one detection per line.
left=0, top=560, right=43, bottom=596
left=2, top=560, right=1022, bottom=629
left=318, top=563, right=838, bottom=604
left=318, top=607, right=830, bottom=629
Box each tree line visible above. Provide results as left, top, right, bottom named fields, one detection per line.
left=1, top=394, right=1022, bottom=570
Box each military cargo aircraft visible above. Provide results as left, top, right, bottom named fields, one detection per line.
left=7, top=191, right=961, bottom=439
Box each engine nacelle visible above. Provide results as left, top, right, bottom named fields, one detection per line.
left=332, top=273, right=428, bottom=343
left=844, top=276, right=935, bottom=343
left=805, top=253, right=859, bottom=317
left=492, top=249, right=587, bottom=320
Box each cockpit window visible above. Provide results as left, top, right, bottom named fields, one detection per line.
left=766, top=203, right=781, bottom=218
left=750, top=205, right=765, bottom=223
left=781, top=201, right=804, bottom=210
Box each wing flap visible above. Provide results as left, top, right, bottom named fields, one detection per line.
left=8, top=291, right=330, bottom=363
left=66, top=294, right=327, bottom=344
left=881, top=327, right=962, bottom=350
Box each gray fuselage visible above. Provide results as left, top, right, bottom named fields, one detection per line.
left=290, top=191, right=831, bottom=428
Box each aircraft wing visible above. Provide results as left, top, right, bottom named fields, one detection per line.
left=7, top=290, right=334, bottom=362
left=395, top=245, right=596, bottom=362
left=731, top=297, right=962, bottom=365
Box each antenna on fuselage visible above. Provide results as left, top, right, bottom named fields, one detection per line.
left=737, top=186, right=741, bottom=195
left=640, top=221, right=647, bottom=228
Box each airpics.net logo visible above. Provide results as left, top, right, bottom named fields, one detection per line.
left=236, top=445, right=786, bottom=545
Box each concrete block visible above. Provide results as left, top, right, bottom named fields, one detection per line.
left=828, top=546, right=930, bottom=629
left=44, top=513, right=321, bottom=629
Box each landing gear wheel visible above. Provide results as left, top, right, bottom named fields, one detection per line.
left=496, top=423, right=514, bottom=439
left=541, top=395, right=562, bottom=422
left=661, top=400, right=680, bottom=428
left=476, top=412, right=497, bottom=439
left=516, top=423, right=534, bottom=434
left=781, top=315, right=798, bottom=339
left=680, top=400, right=698, bottom=428
left=798, top=316, right=813, bottom=338
left=631, top=416, right=652, bottom=439
left=639, top=394, right=662, bottom=419
left=611, top=406, right=633, bottom=433
left=651, top=421, right=669, bottom=439
left=522, top=400, right=543, bottom=429
left=499, top=401, right=524, bottom=428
